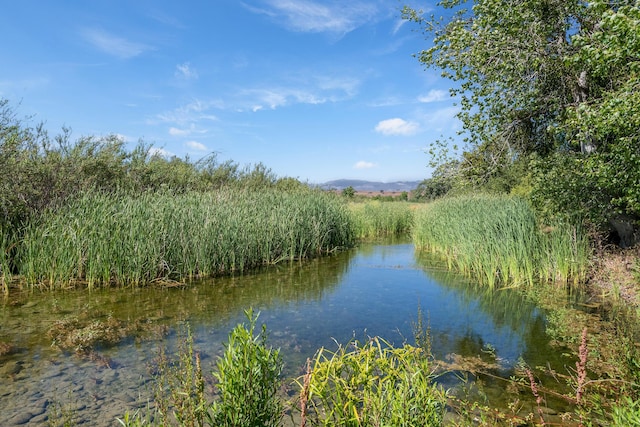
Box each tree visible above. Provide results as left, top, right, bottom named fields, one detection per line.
left=403, top=0, right=640, bottom=240
left=342, top=186, right=355, bottom=198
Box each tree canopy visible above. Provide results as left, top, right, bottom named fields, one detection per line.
left=404, top=0, right=640, bottom=241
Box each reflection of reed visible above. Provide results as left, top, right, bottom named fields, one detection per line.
left=0, top=248, right=355, bottom=349
left=416, top=250, right=541, bottom=332
left=415, top=249, right=575, bottom=388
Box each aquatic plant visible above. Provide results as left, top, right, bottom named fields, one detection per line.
left=17, top=188, right=354, bottom=288
left=299, top=336, right=446, bottom=427
left=412, top=194, right=589, bottom=288
left=0, top=225, right=12, bottom=294
left=347, top=201, right=415, bottom=239
left=211, top=309, right=283, bottom=427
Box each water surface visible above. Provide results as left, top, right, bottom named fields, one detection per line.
left=0, top=240, right=573, bottom=425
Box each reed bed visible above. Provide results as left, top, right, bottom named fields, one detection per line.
left=17, top=188, right=354, bottom=289
left=347, top=201, right=415, bottom=239
left=412, top=194, right=589, bottom=288
left=0, top=226, right=12, bottom=294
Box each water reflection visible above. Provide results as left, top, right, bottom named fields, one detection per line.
left=0, top=240, right=573, bottom=426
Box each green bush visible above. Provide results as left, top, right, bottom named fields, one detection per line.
left=300, top=337, right=446, bottom=427
left=211, top=310, right=283, bottom=427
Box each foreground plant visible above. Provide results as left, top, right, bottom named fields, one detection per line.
left=211, top=309, right=283, bottom=427
left=298, top=336, right=446, bottom=427
left=124, top=310, right=283, bottom=427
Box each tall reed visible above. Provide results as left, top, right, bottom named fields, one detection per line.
left=0, top=225, right=12, bottom=294
left=412, top=194, right=589, bottom=288
left=17, top=188, right=354, bottom=288
left=347, top=201, right=415, bottom=239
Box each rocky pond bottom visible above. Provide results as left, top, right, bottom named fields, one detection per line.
left=1, top=240, right=584, bottom=426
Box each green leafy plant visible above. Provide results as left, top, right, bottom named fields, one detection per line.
left=211, top=309, right=284, bottom=427
left=300, top=336, right=446, bottom=427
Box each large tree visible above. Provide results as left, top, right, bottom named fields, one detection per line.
left=404, top=0, right=640, bottom=241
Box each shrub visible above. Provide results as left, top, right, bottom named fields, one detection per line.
left=211, top=310, right=283, bottom=427
left=300, top=337, right=446, bottom=427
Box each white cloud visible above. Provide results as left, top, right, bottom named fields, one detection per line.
left=155, top=100, right=221, bottom=125
left=236, top=74, right=359, bottom=111
left=185, top=141, right=207, bottom=151
left=169, top=127, right=188, bottom=136
left=391, top=19, right=407, bottom=35
left=175, top=62, right=198, bottom=80
left=418, top=89, right=448, bottom=103
left=247, top=0, right=378, bottom=35
left=374, top=118, right=419, bottom=136
left=354, top=161, right=376, bottom=169
left=81, top=28, right=151, bottom=59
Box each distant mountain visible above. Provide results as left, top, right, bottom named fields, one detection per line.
left=320, top=179, right=421, bottom=193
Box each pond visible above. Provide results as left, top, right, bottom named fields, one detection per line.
left=0, top=239, right=579, bottom=426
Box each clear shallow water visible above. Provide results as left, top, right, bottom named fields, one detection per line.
left=0, top=240, right=573, bottom=426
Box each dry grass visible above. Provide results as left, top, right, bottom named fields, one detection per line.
left=589, top=246, right=640, bottom=306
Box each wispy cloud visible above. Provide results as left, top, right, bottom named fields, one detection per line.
left=237, top=77, right=358, bottom=111
left=185, top=140, right=208, bottom=151
left=155, top=100, right=221, bottom=126
left=81, top=28, right=152, bottom=59
left=175, top=62, right=198, bottom=80
left=374, top=118, right=419, bottom=136
left=246, top=0, right=379, bottom=35
left=418, top=89, right=448, bottom=103
left=354, top=160, right=376, bottom=169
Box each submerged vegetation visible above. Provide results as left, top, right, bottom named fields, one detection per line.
left=117, top=311, right=447, bottom=427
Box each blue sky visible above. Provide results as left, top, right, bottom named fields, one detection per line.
left=1, top=0, right=461, bottom=184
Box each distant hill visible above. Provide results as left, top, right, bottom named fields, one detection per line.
left=320, top=179, right=421, bottom=193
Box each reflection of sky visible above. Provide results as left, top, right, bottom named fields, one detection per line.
left=243, top=243, right=543, bottom=369
left=0, top=241, right=558, bottom=426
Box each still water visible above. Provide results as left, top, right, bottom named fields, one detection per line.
left=0, top=239, right=572, bottom=425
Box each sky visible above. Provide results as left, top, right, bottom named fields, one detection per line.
left=0, top=0, right=461, bottom=184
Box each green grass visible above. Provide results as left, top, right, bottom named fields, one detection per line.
left=0, top=225, right=10, bottom=294
left=412, top=194, right=589, bottom=288
left=347, top=201, right=415, bottom=239
left=301, top=336, right=446, bottom=427
left=16, top=188, right=354, bottom=289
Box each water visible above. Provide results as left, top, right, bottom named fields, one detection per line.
left=0, top=240, right=574, bottom=425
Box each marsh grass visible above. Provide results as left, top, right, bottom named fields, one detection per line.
left=17, top=188, right=353, bottom=289
left=0, top=226, right=13, bottom=294
left=412, top=194, right=589, bottom=288
left=347, top=201, right=415, bottom=239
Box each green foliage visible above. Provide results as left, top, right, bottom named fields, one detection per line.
left=613, top=397, right=640, bottom=427
left=403, top=0, right=640, bottom=237
left=412, top=194, right=589, bottom=287
left=412, top=161, right=459, bottom=201
left=341, top=185, right=356, bottom=198
left=15, top=188, right=354, bottom=288
left=211, top=310, right=283, bottom=427
left=153, top=325, right=208, bottom=427
left=301, top=337, right=446, bottom=427
left=347, top=201, right=415, bottom=239
left=0, top=99, right=309, bottom=233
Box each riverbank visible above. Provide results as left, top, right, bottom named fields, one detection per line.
left=588, top=245, right=640, bottom=308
